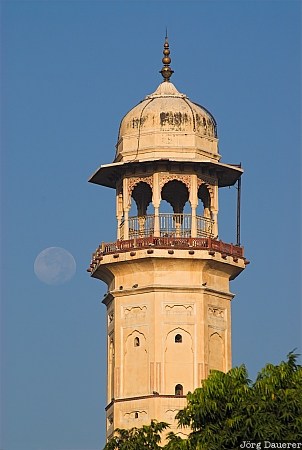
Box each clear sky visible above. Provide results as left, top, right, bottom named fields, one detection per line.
left=1, top=1, right=301, bottom=449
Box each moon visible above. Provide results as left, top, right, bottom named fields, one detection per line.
left=34, top=247, right=76, bottom=285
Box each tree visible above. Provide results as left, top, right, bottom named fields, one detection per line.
left=103, top=353, right=302, bottom=450
left=247, top=351, right=302, bottom=440
left=175, top=365, right=251, bottom=449
left=104, top=420, right=169, bottom=450
left=176, top=351, right=302, bottom=449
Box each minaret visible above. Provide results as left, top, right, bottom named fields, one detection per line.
left=88, top=38, right=248, bottom=440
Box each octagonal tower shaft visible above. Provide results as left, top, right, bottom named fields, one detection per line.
left=92, top=244, right=245, bottom=439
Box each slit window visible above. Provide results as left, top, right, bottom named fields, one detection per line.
left=134, top=412, right=139, bottom=419
left=134, top=337, right=140, bottom=347
left=175, top=334, right=182, bottom=343
left=175, top=384, right=183, bottom=396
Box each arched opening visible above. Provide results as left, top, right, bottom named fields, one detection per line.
left=129, top=182, right=154, bottom=238
left=175, top=384, right=183, bottom=396
left=161, top=180, right=189, bottom=213
left=134, top=336, right=140, bottom=347
left=160, top=180, right=190, bottom=237
left=175, top=334, right=182, bottom=343
left=131, top=182, right=153, bottom=216
left=134, top=412, right=139, bottom=419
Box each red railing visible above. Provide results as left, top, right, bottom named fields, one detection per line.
left=88, top=236, right=245, bottom=272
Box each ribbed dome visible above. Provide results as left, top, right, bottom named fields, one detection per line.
left=115, top=81, right=219, bottom=163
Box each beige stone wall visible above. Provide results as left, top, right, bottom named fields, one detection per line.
left=95, top=250, right=245, bottom=437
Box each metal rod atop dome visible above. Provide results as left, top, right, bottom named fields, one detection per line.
left=160, top=32, right=174, bottom=82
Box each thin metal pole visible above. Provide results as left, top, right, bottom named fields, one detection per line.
left=236, top=176, right=241, bottom=246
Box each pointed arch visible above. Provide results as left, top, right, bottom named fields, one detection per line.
left=164, top=328, right=193, bottom=395
left=124, top=330, right=148, bottom=396
left=209, top=332, right=225, bottom=372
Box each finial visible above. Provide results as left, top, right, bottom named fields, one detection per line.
left=160, top=31, right=174, bottom=82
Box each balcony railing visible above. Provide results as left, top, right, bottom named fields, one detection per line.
left=88, top=236, right=246, bottom=273
left=120, top=213, right=214, bottom=240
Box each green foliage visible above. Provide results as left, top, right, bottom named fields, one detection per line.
left=175, top=351, right=302, bottom=449
left=249, top=351, right=302, bottom=440
left=103, top=353, right=302, bottom=450
left=104, top=420, right=169, bottom=450
left=176, top=365, right=251, bottom=449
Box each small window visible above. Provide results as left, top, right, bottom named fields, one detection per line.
left=175, top=334, right=182, bottom=343
left=175, top=384, right=183, bottom=396
left=134, top=337, right=140, bottom=347
left=134, top=412, right=139, bottom=419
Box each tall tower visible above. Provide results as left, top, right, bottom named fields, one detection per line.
left=88, top=38, right=248, bottom=440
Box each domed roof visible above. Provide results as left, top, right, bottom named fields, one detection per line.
left=115, top=81, right=219, bottom=163
left=115, top=37, right=220, bottom=164
left=118, top=81, right=217, bottom=140
left=89, top=38, right=243, bottom=190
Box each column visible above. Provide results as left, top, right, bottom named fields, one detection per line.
left=190, top=175, right=198, bottom=238
left=191, top=205, right=197, bottom=238
left=123, top=177, right=130, bottom=240
left=212, top=182, right=219, bottom=238
left=116, top=191, right=123, bottom=240
left=154, top=206, right=160, bottom=237
left=212, top=210, right=218, bottom=238
left=153, top=172, right=161, bottom=237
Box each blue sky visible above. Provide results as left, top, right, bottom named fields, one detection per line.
left=1, top=1, right=301, bottom=449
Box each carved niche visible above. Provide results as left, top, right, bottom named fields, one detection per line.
left=165, top=408, right=179, bottom=420
left=124, top=305, right=147, bottom=320
left=208, top=306, right=225, bottom=319
left=164, top=304, right=193, bottom=315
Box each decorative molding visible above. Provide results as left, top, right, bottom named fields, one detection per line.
left=165, top=408, right=179, bottom=420
left=105, top=394, right=187, bottom=410
left=124, top=410, right=147, bottom=420
left=128, top=176, right=153, bottom=196
left=208, top=306, right=225, bottom=319
left=159, top=174, right=191, bottom=191
left=108, top=311, right=114, bottom=324
left=124, top=305, right=147, bottom=318
left=164, top=304, right=194, bottom=315
left=196, top=177, right=215, bottom=199
left=208, top=325, right=225, bottom=332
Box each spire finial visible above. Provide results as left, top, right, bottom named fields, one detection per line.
left=160, top=31, right=174, bottom=82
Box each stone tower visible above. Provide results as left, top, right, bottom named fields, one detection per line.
left=88, top=37, right=248, bottom=440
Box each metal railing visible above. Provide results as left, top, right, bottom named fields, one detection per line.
left=120, top=213, right=214, bottom=239
left=128, top=215, right=155, bottom=239
left=159, top=213, right=191, bottom=238
left=196, top=215, right=213, bottom=237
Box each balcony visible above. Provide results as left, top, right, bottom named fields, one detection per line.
left=120, top=213, right=214, bottom=240
left=88, top=212, right=248, bottom=274
left=88, top=236, right=247, bottom=275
